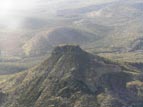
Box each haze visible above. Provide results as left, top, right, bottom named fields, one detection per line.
left=0, top=0, right=116, bottom=30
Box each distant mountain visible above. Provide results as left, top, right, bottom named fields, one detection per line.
left=66, top=0, right=143, bottom=53
left=23, top=27, right=96, bottom=56
left=1, top=0, right=143, bottom=61
left=1, top=45, right=143, bottom=107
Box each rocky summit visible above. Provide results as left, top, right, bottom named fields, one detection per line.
left=0, top=45, right=143, bottom=107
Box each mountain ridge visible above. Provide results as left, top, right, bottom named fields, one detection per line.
left=1, top=45, right=143, bottom=107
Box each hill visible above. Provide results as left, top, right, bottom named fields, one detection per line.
left=0, top=45, right=143, bottom=107
left=22, top=27, right=96, bottom=56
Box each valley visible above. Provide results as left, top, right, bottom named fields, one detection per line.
left=0, top=0, right=143, bottom=107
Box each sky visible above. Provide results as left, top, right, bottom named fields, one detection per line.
left=0, top=0, right=117, bottom=30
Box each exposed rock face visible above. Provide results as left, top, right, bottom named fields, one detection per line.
left=1, top=45, right=143, bottom=107
left=52, top=45, right=83, bottom=55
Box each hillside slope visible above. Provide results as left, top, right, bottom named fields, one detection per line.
left=0, top=45, right=143, bottom=107
left=23, top=27, right=96, bottom=56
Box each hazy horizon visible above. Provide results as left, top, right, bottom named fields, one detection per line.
left=0, top=0, right=117, bottom=30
